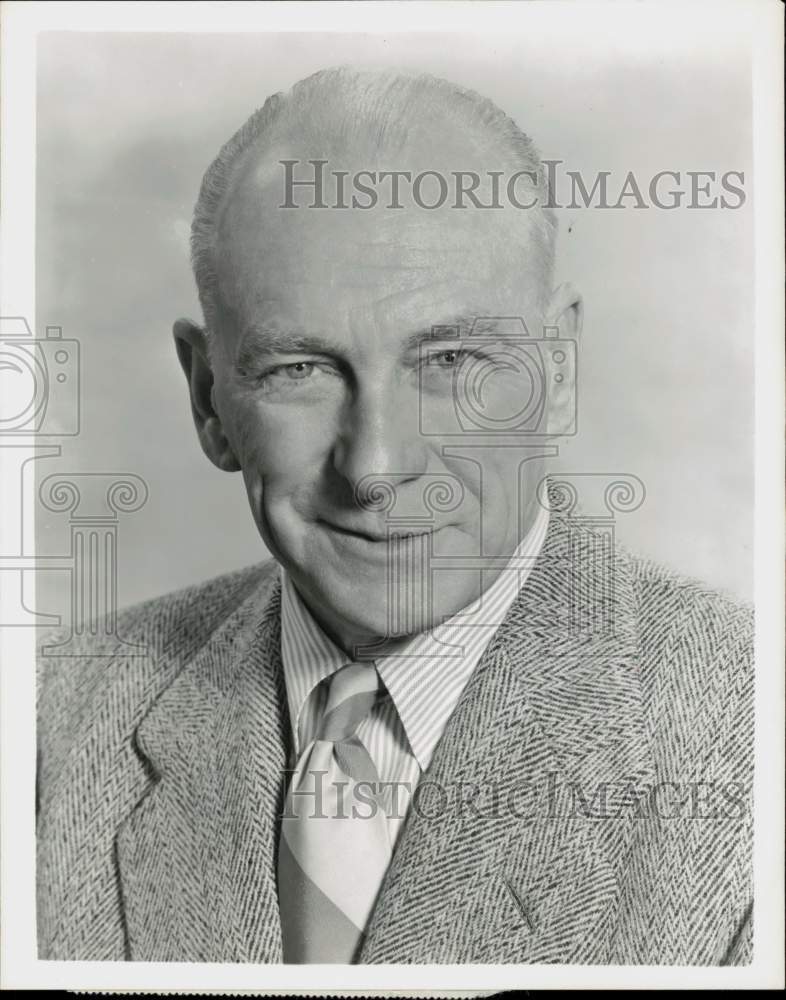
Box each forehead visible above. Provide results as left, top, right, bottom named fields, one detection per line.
left=214, top=140, right=545, bottom=341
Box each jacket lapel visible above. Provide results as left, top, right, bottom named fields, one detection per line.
left=360, top=511, right=655, bottom=963
left=116, top=572, right=290, bottom=962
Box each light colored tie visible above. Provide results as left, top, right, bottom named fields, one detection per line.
left=278, top=662, right=392, bottom=963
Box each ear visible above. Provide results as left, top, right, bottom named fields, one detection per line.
left=543, top=282, right=583, bottom=436
left=172, top=318, right=241, bottom=472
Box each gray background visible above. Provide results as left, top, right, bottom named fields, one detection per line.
left=35, top=31, right=753, bottom=620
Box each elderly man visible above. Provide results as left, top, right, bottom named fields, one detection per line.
left=36, top=68, right=753, bottom=965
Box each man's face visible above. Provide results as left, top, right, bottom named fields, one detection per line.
left=181, top=135, right=579, bottom=652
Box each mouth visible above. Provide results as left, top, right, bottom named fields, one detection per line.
left=318, top=518, right=441, bottom=545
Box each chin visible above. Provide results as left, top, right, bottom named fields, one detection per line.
left=282, top=523, right=488, bottom=645
left=317, top=566, right=482, bottom=650
left=324, top=577, right=416, bottom=644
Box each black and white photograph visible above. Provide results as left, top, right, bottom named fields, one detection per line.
left=1, top=0, right=783, bottom=992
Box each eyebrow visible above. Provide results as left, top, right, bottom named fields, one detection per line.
left=235, top=310, right=486, bottom=369
left=401, top=312, right=483, bottom=352
left=235, top=328, right=345, bottom=370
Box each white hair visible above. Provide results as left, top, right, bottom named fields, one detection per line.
left=190, top=66, right=558, bottom=339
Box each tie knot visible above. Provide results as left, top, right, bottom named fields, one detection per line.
left=317, top=662, right=380, bottom=743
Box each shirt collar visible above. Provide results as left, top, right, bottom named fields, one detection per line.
left=279, top=500, right=550, bottom=769
left=279, top=571, right=347, bottom=754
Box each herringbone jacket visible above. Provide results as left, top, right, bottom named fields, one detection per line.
left=36, top=510, right=754, bottom=964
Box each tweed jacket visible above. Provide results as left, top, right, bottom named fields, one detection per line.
left=36, top=510, right=754, bottom=964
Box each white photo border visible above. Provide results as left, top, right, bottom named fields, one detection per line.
left=1, top=0, right=783, bottom=991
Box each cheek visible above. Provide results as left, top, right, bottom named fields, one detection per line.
left=442, top=450, right=510, bottom=502
left=226, top=395, right=336, bottom=489
left=447, top=451, right=518, bottom=520
left=477, top=457, right=511, bottom=511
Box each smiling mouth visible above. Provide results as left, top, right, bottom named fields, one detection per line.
left=318, top=519, right=440, bottom=543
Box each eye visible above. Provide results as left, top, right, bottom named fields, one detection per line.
left=247, top=357, right=342, bottom=397
left=280, top=361, right=314, bottom=379
left=258, top=360, right=319, bottom=384
left=429, top=348, right=463, bottom=368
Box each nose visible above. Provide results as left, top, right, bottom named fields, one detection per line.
left=331, top=381, right=428, bottom=507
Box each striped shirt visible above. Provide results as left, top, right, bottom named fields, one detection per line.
left=280, top=500, right=549, bottom=846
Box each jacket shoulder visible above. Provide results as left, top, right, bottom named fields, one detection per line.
left=628, top=552, right=753, bottom=780
left=630, top=552, right=753, bottom=681
left=100, top=559, right=277, bottom=650
left=36, top=560, right=279, bottom=804
left=631, top=551, right=752, bottom=634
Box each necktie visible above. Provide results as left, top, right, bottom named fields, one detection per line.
left=278, top=662, right=392, bottom=963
